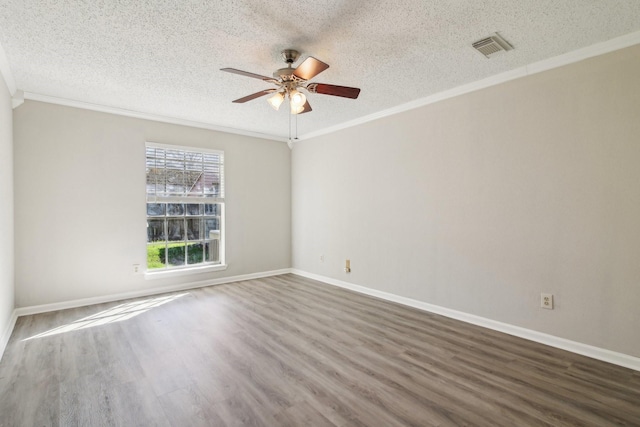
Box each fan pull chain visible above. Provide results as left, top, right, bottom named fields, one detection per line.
left=287, top=108, right=293, bottom=149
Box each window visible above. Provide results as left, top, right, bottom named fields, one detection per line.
left=145, top=143, right=224, bottom=273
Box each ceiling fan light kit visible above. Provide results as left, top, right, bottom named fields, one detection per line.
left=267, top=91, right=285, bottom=110
left=290, top=103, right=305, bottom=115
left=289, top=89, right=306, bottom=107
left=221, top=49, right=361, bottom=116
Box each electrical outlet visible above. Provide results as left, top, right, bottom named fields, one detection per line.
left=541, top=293, right=553, bottom=310
left=344, top=259, right=351, bottom=273
left=319, top=255, right=324, bottom=263
left=133, top=264, right=140, bottom=274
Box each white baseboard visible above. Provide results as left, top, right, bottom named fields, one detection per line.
left=14, top=268, right=292, bottom=317
left=291, top=269, right=640, bottom=372
left=0, top=309, right=18, bottom=360
left=8, top=268, right=639, bottom=372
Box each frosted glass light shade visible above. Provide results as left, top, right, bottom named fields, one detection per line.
left=290, top=103, right=305, bottom=114
left=289, top=89, right=306, bottom=108
left=267, top=92, right=285, bottom=110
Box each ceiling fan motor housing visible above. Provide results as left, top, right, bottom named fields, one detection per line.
left=281, top=49, right=300, bottom=64
left=274, top=67, right=297, bottom=80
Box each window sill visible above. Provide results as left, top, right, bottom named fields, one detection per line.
left=144, top=264, right=227, bottom=280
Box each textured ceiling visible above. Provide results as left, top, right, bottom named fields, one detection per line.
left=1, top=1, right=640, bottom=139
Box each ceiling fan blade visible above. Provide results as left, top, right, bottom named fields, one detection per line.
left=293, top=57, right=329, bottom=80
left=232, top=89, right=276, bottom=103
left=307, top=83, right=360, bottom=99
left=299, top=100, right=312, bottom=114
left=221, top=68, right=272, bottom=81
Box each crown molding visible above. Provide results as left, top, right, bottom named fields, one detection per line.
left=10, top=29, right=640, bottom=143
left=0, top=40, right=17, bottom=96
left=22, top=92, right=288, bottom=143
left=298, top=30, right=640, bottom=141
left=11, top=89, right=24, bottom=109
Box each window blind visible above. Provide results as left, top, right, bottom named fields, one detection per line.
left=146, top=143, right=224, bottom=203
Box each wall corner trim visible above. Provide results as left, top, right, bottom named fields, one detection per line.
left=14, top=268, right=292, bottom=317
left=0, top=41, right=17, bottom=96
left=0, top=310, right=18, bottom=361
left=11, top=89, right=24, bottom=109
left=290, top=269, right=640, bottom=372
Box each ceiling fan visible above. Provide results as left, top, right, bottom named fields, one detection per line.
left=221, top=49, right=361, bottom=115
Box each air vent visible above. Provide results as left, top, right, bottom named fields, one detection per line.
left=472, top=33, right=513, bottom=58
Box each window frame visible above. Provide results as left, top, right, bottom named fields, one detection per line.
left=144, top=142, right=226, bottom=279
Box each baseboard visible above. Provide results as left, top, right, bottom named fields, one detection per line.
left=291, top=269, right=640, bottom=372
left=0, top=309, right=18, bottom=361
left=14, top=268, right=292, bottom=317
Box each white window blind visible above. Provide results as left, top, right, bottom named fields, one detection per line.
left=146, top=143, right=224, bottom=203
left=145, top=142, right=225, bottom=272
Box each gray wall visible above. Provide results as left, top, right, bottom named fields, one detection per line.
left=13, top=101, right=291, bottom=307
left=292, top=45, right=640, bottom=357
left=0, top=74, right=14, bottom=344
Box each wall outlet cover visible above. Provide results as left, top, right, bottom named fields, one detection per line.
left=541, top=293, right=554, bottom=310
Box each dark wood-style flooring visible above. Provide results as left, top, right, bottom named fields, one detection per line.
left=1, top=274, right=639, bottom=426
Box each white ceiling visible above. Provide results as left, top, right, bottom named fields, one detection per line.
left=1, top=1, right=640, bottom=140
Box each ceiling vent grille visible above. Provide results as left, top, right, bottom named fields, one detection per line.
left=472, top=33, right=513, bottom=58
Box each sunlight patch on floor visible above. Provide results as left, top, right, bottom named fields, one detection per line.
left=23, top=293, right=188, bottom=341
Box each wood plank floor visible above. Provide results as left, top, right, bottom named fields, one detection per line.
left=1, top=274, right=639, bottom=426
